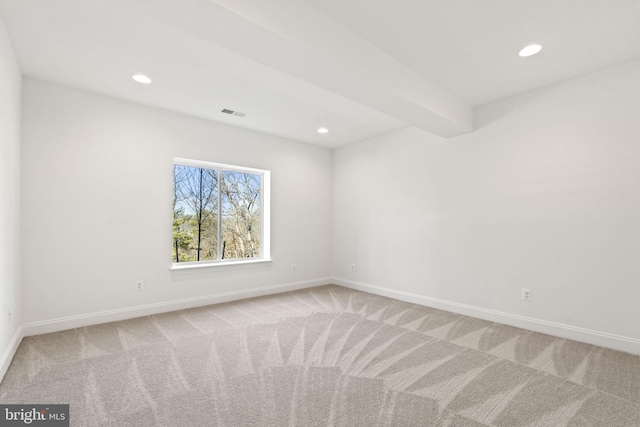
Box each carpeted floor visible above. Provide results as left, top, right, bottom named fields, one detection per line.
left=1, top=285, right=639, bottom=426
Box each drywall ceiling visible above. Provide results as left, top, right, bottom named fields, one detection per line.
left=304, top=0, right=640, bottom=106
left=1, top=0, right=639, bottom=147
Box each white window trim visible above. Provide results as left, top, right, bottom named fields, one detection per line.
left=171, top=157, right=271, bottom=269
left=170, top=258, right=273, bottom=271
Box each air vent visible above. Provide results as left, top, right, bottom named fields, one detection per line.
left=221, top=108, right=246, bottom=118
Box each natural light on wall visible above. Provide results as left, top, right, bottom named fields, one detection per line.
left=171, top=158, right=271, bottom=269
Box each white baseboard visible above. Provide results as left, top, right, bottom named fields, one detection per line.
left=22, top=277, right=332, bottom=337
left=0, top=326, right=24, bottom=383
left=334, top=277, right=640, bottom=355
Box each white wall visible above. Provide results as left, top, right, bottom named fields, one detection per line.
left=333, top=59, right=640, bottom=353
left=21, top=79, right=332, bottom=329
left=0, top=14, right=22, bottom=378
left=14, top=55, right=640, bottom=355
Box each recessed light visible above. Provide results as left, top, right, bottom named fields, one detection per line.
left=132, top=74, right=152, bottom=84
left=317, top=127, right=329, bottom=134
left=519, top=44, right=542, bottom=57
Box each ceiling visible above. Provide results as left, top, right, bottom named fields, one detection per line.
left=1, top=0, right=639, bottom=148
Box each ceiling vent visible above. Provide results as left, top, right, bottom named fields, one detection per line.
left=221, top=108, right=246, bottom=118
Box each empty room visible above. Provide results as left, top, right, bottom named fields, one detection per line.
left=1, top=0, right=639, bottom=425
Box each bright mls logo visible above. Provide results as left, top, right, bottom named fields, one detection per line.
left=0, top=405, right=68, bottom=426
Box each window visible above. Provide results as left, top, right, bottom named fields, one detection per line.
left=171, top=158, right=270, bottom=267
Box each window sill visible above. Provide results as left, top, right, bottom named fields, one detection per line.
left=170, top=258, right=273, bottom=271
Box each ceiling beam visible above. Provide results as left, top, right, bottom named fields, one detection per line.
left=114, top=0, right=474, bottom=138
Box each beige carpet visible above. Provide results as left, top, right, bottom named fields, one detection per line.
left=1, top=285, right=639, bottom=426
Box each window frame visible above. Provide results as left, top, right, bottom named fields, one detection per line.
left=170, top=157, right=271, bottom=270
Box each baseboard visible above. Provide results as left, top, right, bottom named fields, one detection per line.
left=22, top=277, right=332, bottom=337
left=0, top=326, right=24, bottom=383
left=334, top=277, right=640, bottom=355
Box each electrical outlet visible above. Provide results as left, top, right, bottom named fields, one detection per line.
left=521, top=288, right=532, bottom=301
left=136, top=280, right=145, bottom=291
left=350, top=263, right=356, bottom=271
left=291, top=264, right=296, bottom=272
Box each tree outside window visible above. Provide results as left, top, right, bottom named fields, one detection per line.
left=172, top=159, right=267, bottom=265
